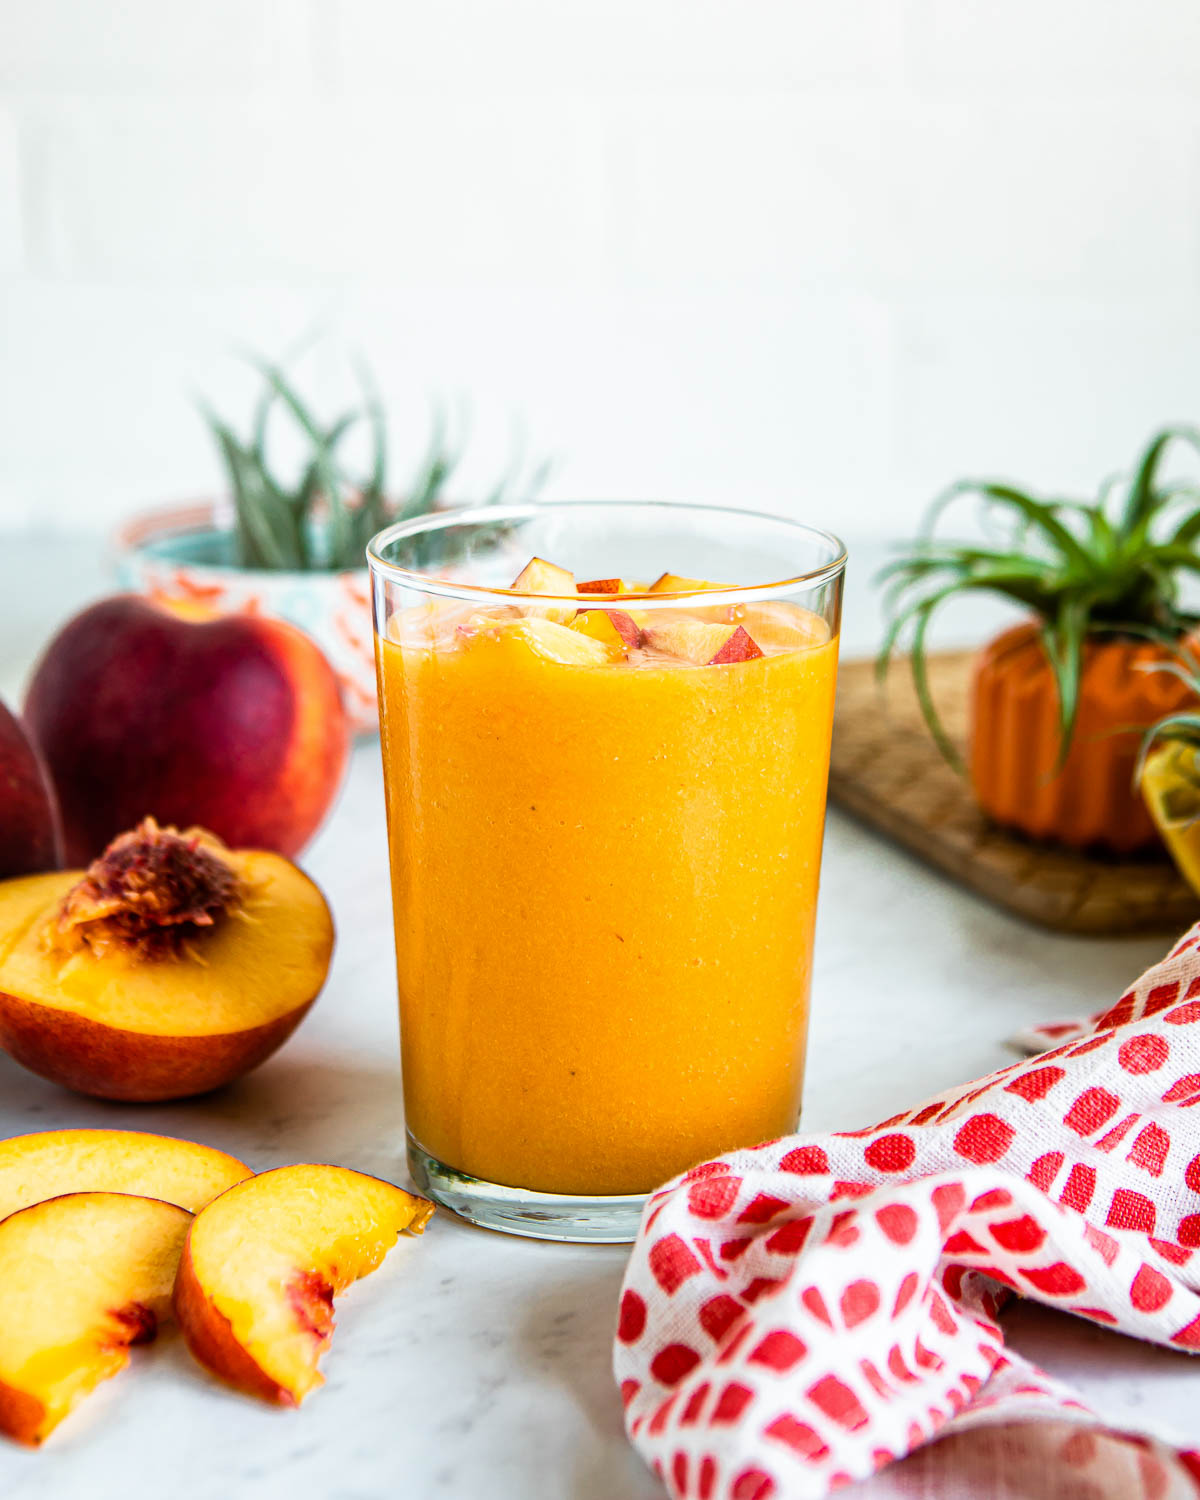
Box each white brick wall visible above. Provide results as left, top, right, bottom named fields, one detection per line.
left=2, top=0, right=1199, bottom=542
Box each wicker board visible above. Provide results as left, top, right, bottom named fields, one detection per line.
left=828, top=653, right=1199, bottom=936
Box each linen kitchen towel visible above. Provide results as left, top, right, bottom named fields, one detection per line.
left=615, top=925, right=1200, bottom=1499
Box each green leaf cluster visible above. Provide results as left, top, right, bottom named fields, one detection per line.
left=879, top=426, right=1200, bottom=768
left=200, top=356, right=549, bottom=572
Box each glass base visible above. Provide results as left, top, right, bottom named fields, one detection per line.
left=407, top=1134, right=648, bottom=1243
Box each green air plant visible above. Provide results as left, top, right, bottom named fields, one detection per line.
left=878, top=425, right=1200, bottom=771
left=201, top=357, right=549, bottom=573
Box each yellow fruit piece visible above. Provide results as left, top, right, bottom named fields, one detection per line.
left=510, top=557, right=578, bottom=624
left=647, top=573, right=728, bottom=594
left=569, top=610, right=632, bottom=658
left=737, top=601, right=831, bottom=651
left=0, top=1192, right=192, bottom=1445
left=462, top=616, right=612, bottom=666
left=0, top=1130, right=250, bottom=1221
left=175, top=1165, right=433, bottom=1407
left=1142, top=741, right=1200, bottom=895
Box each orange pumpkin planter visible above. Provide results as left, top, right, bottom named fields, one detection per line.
left=970, top=624, right=1196, bottom=854
left=882, top=425, right=1200, bottom=858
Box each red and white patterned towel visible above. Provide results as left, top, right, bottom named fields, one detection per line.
left=615, top=924, right=1200, bottom=1499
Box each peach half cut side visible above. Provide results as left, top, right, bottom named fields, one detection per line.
left=0, top=847, right=334, bottom=1102
left=0, top=1130, right=251, bottom=1221
left=0, top=1191, right=191, bottom=1446
left=174, top=1164, right=434, bottom=1408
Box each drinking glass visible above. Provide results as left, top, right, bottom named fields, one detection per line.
left=368, top=502, right=846, bottom=1241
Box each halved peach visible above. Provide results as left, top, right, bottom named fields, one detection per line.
left=461, top=616, right=612, bottom=666
left=175, top=1164, right=434, bottom=1407
left=642, top=620, right=764, bottom=665
left=510, top=557, right=578, bottom=623
left=0, top=822, right=334, bottom=1101
left=0, top=1191, right=191, bottom=1445
left=0, top=1129, right=250, bottom=1221
left=568, top=610, right=637, bottom=657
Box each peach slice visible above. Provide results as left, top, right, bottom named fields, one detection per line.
left=0, top=1191, right=191, bottom=1445
left=462, top=616, right=612, bottom=667
left=174, top=1164, right=434, bottom=1407
left=642, top=621, right=764, bottom=665
left=0, top=1129, right=251, bottom=1221
left=0, top=822, right=334, bottom=1101
left=569, top=610, right=639, bottom=656
left=510, top=557, right=578, bottom=623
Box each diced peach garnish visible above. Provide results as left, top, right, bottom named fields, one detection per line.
left=569, top=610, right=636, bottom=657
left=708, top=625, right=763, bottom=664
left=647, top=573, right=729, bottom=594
left=642, top=621, right=763, bottom=665
left=577, top=578, right=634, bottom=595
left=511, top=556, right=576, bottom=594
left=390, top=600, right=519, bottom=648
left=510, top=557, right=578, bottom=623
left=735, top=601, right=830, bottom=650
left=463, top=616, right=612, bottom=666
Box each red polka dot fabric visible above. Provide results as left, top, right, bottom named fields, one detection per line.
left=615, top=928, right=1200, bottom=1498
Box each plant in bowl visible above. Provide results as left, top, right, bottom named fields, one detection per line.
left=116, top=355, right=548, bottom=733
left=880, top=426, right=1200, bottom=854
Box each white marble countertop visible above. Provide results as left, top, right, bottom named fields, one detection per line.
left=0, top=533, right=1197, bottom=1498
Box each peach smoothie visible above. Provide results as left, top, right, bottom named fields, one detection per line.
left=376, top=563, right=840, bottom=1198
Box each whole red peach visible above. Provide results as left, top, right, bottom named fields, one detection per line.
left=0, top=700, right=61, bottom=879
left=25, top=597, right=350, bottom=863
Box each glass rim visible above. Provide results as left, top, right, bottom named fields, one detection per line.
left=365, top=500, right=847, bottom=606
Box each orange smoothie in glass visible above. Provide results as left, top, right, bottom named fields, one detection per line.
left=375, top=551, right=840, bottom=1205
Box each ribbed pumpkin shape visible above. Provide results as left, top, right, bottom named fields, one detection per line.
left=970, top=622, right=1196, bottom=854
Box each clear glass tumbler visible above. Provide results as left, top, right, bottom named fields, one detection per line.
left=368, top=502, right=846, bottom=1242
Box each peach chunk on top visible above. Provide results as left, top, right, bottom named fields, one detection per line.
left=0, top=1192, right=192, bottom=1446
left=576, top=577, right=636, bottom=594
left=463, top=615, right=614, bottom=665
left=174, top=1164, right=434, bottom=1408
left=510, top=557, right=578, bottom=623
left=646, top=572, right=729, bottom=594
left=569, top=609, right=641, bottom=655
left=642, top=621, right=764, bottom=666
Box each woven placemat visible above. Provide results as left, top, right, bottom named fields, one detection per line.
left=828, top=652, right=1199, bottom=936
